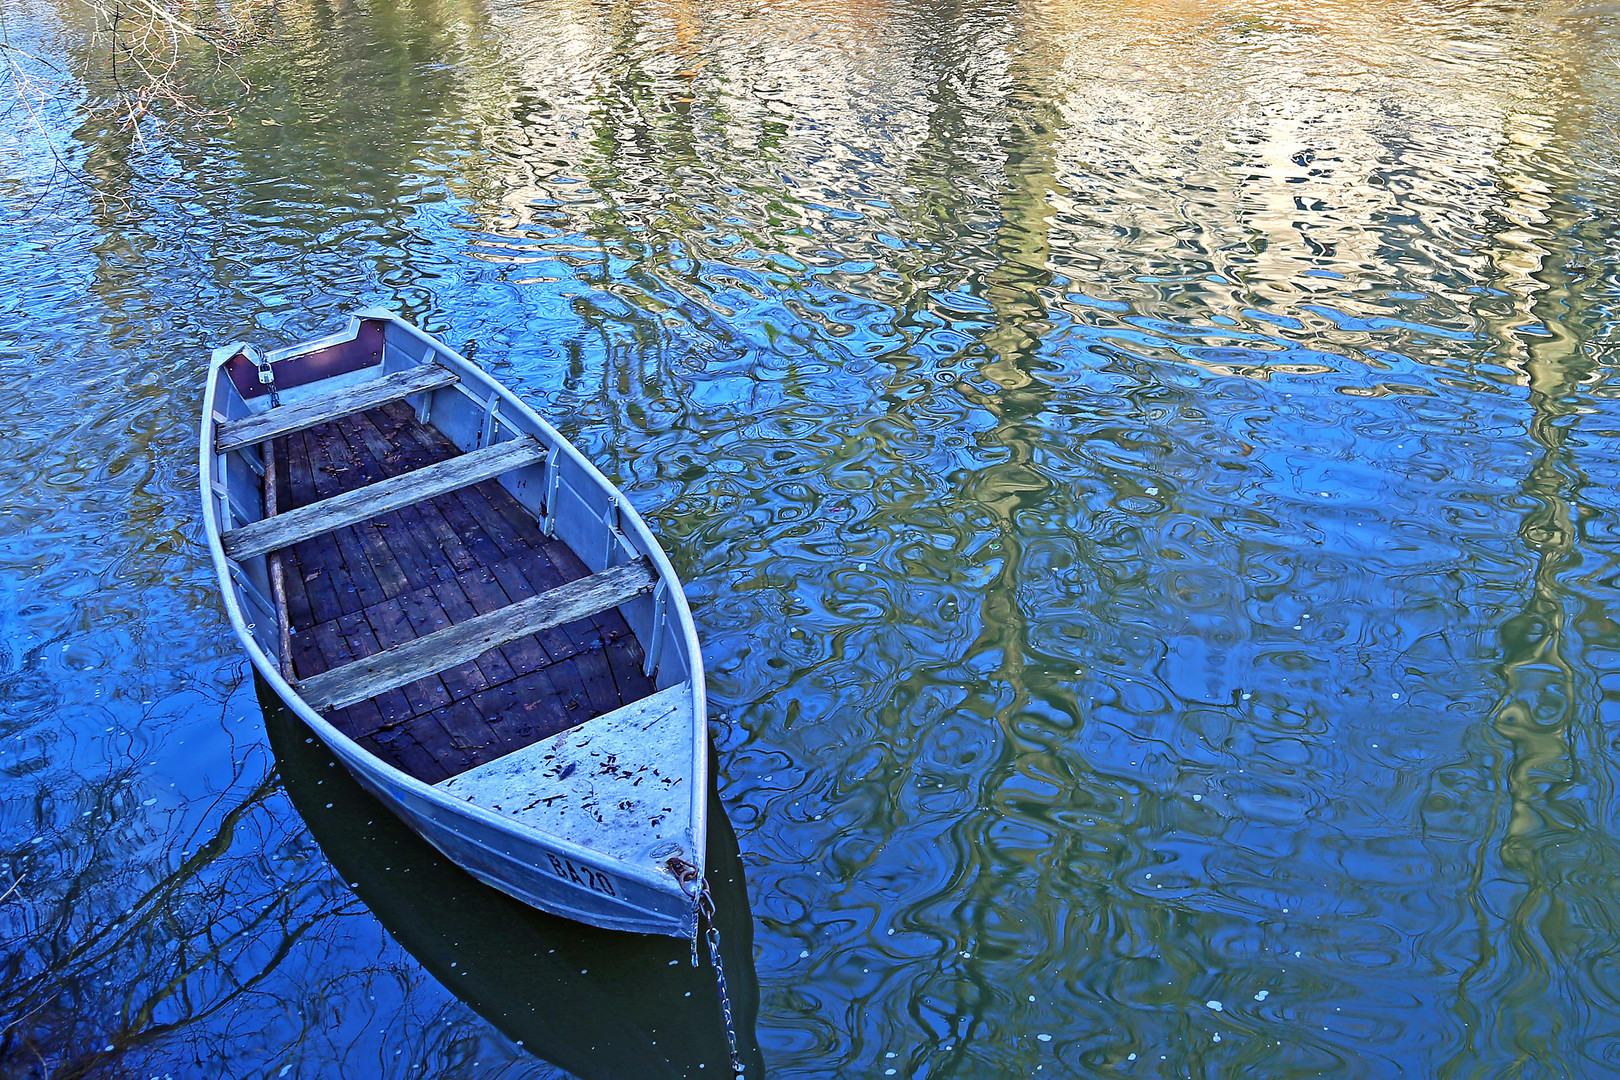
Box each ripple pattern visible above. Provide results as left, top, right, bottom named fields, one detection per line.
left=2, top=0, right=1620, bottom=1076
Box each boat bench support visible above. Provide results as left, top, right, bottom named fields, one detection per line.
left=221, top=436, right=547, bottom=560
left=294, top=558, right=657, bottom=712
left=215, top=364, right=459, bottom=453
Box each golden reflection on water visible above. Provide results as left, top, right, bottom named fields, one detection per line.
left=445, top=2, right=1620, bottom=1073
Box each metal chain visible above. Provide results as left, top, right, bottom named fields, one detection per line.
left=697, top=881, right=746, bottom=1079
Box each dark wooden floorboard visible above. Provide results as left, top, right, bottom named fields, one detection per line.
left=274, top=407, right=653, bottom=781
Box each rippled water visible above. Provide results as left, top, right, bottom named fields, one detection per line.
left=3, top=0, right=1620, bottom=1075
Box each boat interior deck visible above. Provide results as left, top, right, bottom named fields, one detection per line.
left=272, top=400, right=656, bottom=783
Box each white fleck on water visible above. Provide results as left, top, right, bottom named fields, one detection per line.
left=1036, top=1033, right=1052, bottom=1042
left=1206, top=1000, right=1223, bottom=1012
left=1255, top=990, right=1269, bottom=1001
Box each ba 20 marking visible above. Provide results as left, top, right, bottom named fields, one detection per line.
left=546, top=852, right=617, bottom=897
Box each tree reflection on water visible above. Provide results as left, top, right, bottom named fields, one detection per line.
left=0, top=750, right=348, bottom=1075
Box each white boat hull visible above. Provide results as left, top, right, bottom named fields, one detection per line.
left=199, top=309, right=709, bottom=937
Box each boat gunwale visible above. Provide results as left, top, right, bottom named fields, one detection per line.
left=200, top=309, right=709, bottom=920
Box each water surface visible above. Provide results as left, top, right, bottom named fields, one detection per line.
left=2, top=0, right=1620, bottom=1075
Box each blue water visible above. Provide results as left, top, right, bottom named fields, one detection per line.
left=3, top=0, right=1620, bottom=1075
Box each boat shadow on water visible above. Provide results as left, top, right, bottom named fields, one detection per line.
left=259, top=677, right=765, bottom=1079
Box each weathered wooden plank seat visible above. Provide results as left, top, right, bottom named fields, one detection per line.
left=296, top=558, right=656, bottom=712
left=215, top=363, right=459, bottom=452
left=222, top=435, right=546, bottom=560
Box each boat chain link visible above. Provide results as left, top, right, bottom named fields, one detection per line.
left=695, top=880, right=745, bottom=1078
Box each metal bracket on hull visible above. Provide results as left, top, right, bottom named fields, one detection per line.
left=478, top=389, right=500, bottom=449
left=540, top=444, right=563, bottom=536
left=643, top=582, right=668, bottom=678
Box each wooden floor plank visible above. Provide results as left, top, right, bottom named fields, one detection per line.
left=350, top=517, right=413, bottom=600
left=395, top=586, right=494, bottom=701
left=307, top=426, right=389, bottom=612
left=285, top=431, right=346, bottom=624
left=363, top=596, right=454, bottom=715
left=473, top=669, right=577, bottom=745
left=447, top=481, right=617, bottom=665
left=278, top=405, right=664, bottom=781
left=332, top=421, right=453, bottom=593
left=333, top=611, right=415, bottom=729
left=484, top=556, right=579, bottom=664
left=370, top=409, right=542, bottom=560
left=297, top=425, right=370, bottom=616
left=454, top=565, right=552, bottom=675
left=424, top=485, right=511, bottom=568
left=604, top=633, right=657, bottom=705
left=442, top=700, right=507, bottom=767
left=276, top=437, right=316, bottom=634
left=307, top=620, right=385, bottom=743
left=383, top=720, right=457, bottom=782
left=406, top=707, right=477, bottom=774
left=573, top=646, right=624, bottom=718
left=287, top=622, right=323, bottom=684
left=326, top=422, right=457, bottom=597
left=349, top=409, right=501, bottom=571
left=428, top=578, right=521, bottom=684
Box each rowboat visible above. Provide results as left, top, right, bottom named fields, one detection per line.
left=260, top=677, right=762, bottom=1078
left=200, top=309, right=708, bottom=937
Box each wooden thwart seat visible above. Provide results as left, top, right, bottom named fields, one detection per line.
left=295, top=558, right=657, bottom=713
left=216, top=364, right=459, bottom=453
left=222, top=436, right=547, bottom=560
